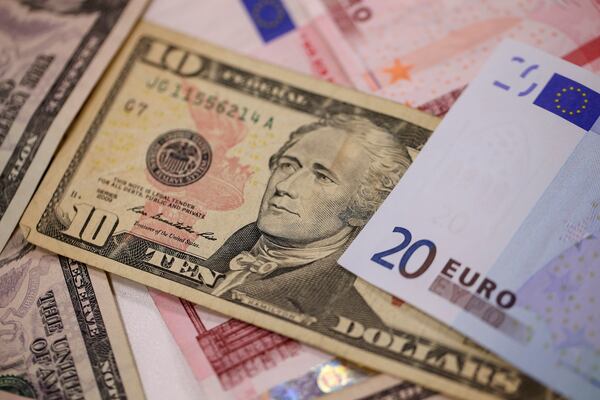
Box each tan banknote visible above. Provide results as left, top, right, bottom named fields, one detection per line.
left=321, top=375, right=445, bottom=400
left=21, top=22, right=548, bottom=399
left=0, top=0, right=148, bottom=252
left=0, top=229, right=144, bottom=399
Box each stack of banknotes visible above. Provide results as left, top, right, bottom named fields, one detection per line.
left=1, top=1, right=599, bottom=399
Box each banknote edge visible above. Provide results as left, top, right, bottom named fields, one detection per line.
left=58, top=256, right=131, bottom=398
left=0, top=0, right=149, bottom=252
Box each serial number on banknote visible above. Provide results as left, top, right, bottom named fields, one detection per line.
left=145, top=75, right=275, bottom=129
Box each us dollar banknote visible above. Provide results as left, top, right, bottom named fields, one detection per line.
left=0, top=0, right=147, bottom=252
left=21, top=22, right=550, bottom=399
left=0, top=229, right=144, bottom=399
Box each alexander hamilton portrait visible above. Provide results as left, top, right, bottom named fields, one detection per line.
left=208, top=113, right=412, bottom=321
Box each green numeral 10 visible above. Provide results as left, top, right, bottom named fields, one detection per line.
left=62, top=203, right=119, bottom=247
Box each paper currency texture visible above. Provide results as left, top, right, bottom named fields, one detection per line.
left=0, top=230, right=144, bottom=399
left=304, top=0, right=600, bottom=113
left=341, top=40, right=600, bottom=400
left=144, top=0, right=351, bottom=87
left=320, top=374, right=446, bottom=400
left=21, top=22, right=548, bottom=399
left=146, top=0, right=600, bottom=117
left=0, top=0, right=147, bottom=252
left=151, top=290, right=379, bottom=400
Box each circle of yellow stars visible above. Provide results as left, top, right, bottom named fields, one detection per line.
left=555, top=86, right=589, bottom=115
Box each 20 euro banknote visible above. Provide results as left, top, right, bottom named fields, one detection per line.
left=341, top=40, right=600, bottom=400
left=19, top=22, right=551, bottom=399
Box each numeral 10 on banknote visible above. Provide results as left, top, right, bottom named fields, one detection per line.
left=371, top=226, right=516, bottom=310
left=62, top=204, right=118, bottom=247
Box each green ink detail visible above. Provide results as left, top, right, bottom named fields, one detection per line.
left=0, top=375, right=37, bottom=398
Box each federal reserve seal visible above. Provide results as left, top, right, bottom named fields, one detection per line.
left=147, top=130, right=212, bottom=187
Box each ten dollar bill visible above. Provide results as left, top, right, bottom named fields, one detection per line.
left=21, top=22, right=547, bottom=400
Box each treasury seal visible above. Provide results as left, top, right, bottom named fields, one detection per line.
left=0, top=375, right=36, bottom=398
left=147, top=129, right=212, bottom=187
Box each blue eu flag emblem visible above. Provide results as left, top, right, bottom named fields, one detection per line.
left=242, top=0, right=296, bottom=43
left=534, top=73, right=600, bottom=131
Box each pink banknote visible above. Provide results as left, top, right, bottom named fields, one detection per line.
left=305, top=0, right=600, bottom=114
left=145, top=0, right=352, bottom=86
left=150, top=290, right=373, bottom=400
